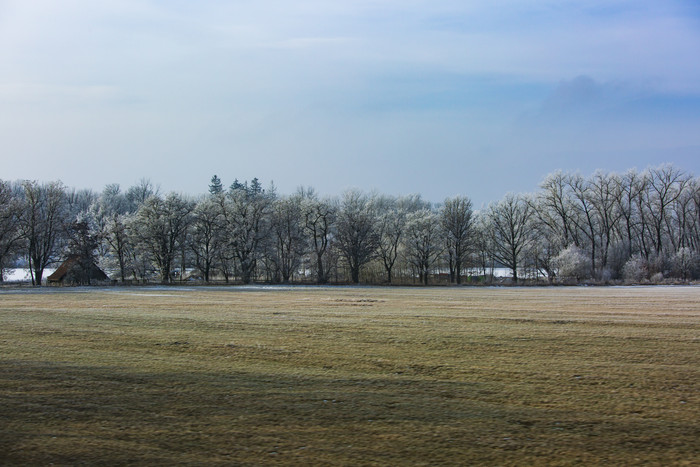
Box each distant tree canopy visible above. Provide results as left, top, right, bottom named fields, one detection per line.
left=1, top=165, right=699, bottom=285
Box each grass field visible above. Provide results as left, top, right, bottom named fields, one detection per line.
left=1, top=285, right=699, bottom=465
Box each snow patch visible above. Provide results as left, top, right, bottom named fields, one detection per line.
left=3, top=268, right=56, bottom=283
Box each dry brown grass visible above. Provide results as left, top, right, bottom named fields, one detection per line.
left=1, top=285, right=699, bottom=465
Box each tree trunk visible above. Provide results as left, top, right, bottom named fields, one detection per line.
left=455, top=256, right=462, bottom=284
left=33, top=264, right=43, bottom=287
left=351, top=265, right=360, bottom=284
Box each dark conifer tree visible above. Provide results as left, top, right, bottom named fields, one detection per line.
left=230, top=179, right=245, bottom=192
left=209, top=175, right=223, bottom=195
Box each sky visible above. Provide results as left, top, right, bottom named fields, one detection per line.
left=1, top=0, right=700, bottom=208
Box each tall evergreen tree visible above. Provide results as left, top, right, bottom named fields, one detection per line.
left=209, top=175, right=223, bottom=195
left=250, top=178, right=263, bottom=195
left=230, top=179, right=245, bottom=193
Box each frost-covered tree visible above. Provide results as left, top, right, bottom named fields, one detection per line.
left=0, top=181, right=23, bottom=281
left=672, top=247, right=698, bottom=280
left=471, top=214, right=495, bottom=279
left=440, top=196, right=474, bottom=284
left=301, top=190, right=336, bottom=284
left=668, top=177, right=697, bottom=253
left=132, top=193, right=194, bottom=283
left=103, top=213, right=133, bottom=282
left=250, top=177, right=263, bottom=195
left=404, top=209, right=442, bottom=285
left=375, top=195, right=402, bottom=284
left=614, top=169, right=646, bottom=259
left=336, top=190, right=380, bottom=284
left=622, top=255, right=648, bottom=282
left=209, top=175, right=224, bottom=195
left=189, top=197, right=226, bottom=282
left=552, top=245, right=590, bottom=282
left=19, top=181, right=68, bottom=286
left=374, top=194, right=429, bottom=284
left=525, top=224, right=560, bottom=282
left=588, top=171, right=622, bottom=274
left=269, top=194, right=307, bottom=283
left=126, top=179, right=159, bottom=212
left=66, top=188, right=98, bottom=219
left=3, top=162, right=699, bottom=286
left=643, top=165, right=690, bottom=255
left=567, top=174, right=599, bottom=277
left=536, top=171, right=578, bottom=249
left=486, top=193, right=534, bottom=283
left=94, top=184, right=136, bottom=282
left=222, top=187, right=273, bottom=284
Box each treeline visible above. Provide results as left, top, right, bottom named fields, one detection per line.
left=1, top=165, right=699, bottom=286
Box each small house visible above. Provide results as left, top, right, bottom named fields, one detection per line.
left=47, top=256, right=109, bottom=286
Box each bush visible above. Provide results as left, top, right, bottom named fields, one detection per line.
left=650, top=272, right=664, bottom=284
left=672, top=247, right=699, bottom=280
left=606, top=241, right=629, bottom=280
left=622, top=256, right=648, bottom=282
left=598, top=268, right=613, bottom=283
left=553, top=246, right=590, bottom=282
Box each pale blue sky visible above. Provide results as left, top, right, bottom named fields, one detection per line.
left=1, top=0, right=699, bottom=207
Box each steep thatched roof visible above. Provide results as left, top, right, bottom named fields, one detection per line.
left=47, top=255, right=108, bottom=285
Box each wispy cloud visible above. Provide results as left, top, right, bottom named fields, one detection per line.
left=0, top=84, right=123, bottom=105
left=265, top=36, right=358, bottom=50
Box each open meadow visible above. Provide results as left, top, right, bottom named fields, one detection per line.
left=1, top=285, right=699, bottom=465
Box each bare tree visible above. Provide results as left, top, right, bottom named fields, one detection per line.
left=0, top=181, right=24, bottom=281
left=222, top=188, right=273, bottom=284
left=94, top=184, right=135, bottom=282
left=614, top=169, right=646, bottom=258
left=189, top=197, right=226, bottom=282
left=269, top=194, right=307, bottom=283
left=132, top=193, right=194, bottom=283
left=536, top=171, right=578, bottom=249
left=588, top=171, right=622, bottom=274
left=336, top=190, right=379, bottom=284
left=126, top=178, right=159, bottom=212
left=486, top=193, right=533, bottom=283
left=568, top=174, right=598, bottom=278
left=404, top=209, right=442, bottom=285
left=643, top=165, right=690, bottom=255
left=66, top=188, right=98, bottom=219
left=526, top=214, right=560, bottom=282
left=301, top=190, right=336, bottom=284
left=6, top=163, right=700, bottom=287
left=690, top=178, right=700, bottom=252
left=375, top=195, right=402, bottom=284
left=669, top=178, right=697, bottom=252
left=471, top=214, right=495, bottom=279
left=104, top=213, right=132, bottom=282
left=531, top=172, right=582, bottom=280
left=440, top=196, right=473, bottom=284
left=19, top=181, right=67, bottom=286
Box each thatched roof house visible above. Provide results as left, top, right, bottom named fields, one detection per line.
left=47, top=256, right=109, bottom=286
